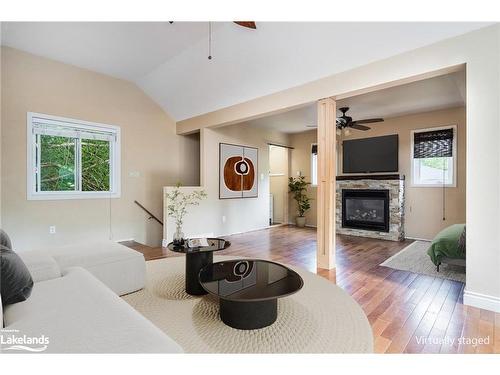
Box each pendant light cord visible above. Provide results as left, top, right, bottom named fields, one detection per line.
left=442, top=155, right=446, bottom=221
left=109, top=191, right=113, bottom=240
left=208, top=22, right=212, bottom=60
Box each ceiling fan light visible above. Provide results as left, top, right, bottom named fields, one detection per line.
left=344, top=128, right=351, bottom=137
left=336, top=128, right=342, bottom=136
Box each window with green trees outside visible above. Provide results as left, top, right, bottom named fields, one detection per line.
left=28, top=113, right=120, bottom=199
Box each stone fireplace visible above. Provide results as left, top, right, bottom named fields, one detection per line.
left=336, top=175, right=405, bottom=241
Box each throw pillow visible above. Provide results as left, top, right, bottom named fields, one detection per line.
left=0, top=228, right=12, bottom=250
left=0, top=231, right=34, bottom=306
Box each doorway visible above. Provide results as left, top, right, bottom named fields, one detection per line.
left=269, top=145, right=290, bottom=226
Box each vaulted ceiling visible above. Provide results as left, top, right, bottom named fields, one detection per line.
left=1, top=22, right=489, bottom=121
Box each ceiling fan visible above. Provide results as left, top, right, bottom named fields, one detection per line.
left=336, top=107, right=384, bottom=131
left=307, top=107, right=384, bottom=134
left=233, top=21, right=257, bottom=29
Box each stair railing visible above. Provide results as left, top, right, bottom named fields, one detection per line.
left=134, top=200, right=163, bottom=225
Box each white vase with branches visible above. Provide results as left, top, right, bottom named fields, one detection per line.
left=166, top=184, right=207, bottom=245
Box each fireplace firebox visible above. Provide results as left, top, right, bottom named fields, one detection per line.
left=342, top=189, right=390, bottom=232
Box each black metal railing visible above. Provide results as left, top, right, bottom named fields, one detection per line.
left=134, top=200, right=163, bottom=225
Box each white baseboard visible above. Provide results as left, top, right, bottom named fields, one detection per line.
left=115, top=238, right=134, bottom=243
left=464, top=290, right=500, bottom=313
left=218, top=225, right=271, bottom=238
left=405, top=236, right=432, bottom=242
left=287, top=221, right=317, bottom=228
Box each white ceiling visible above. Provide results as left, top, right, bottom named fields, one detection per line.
left=247, top=70, right=466, bottom=134
left=1, top=22, right=223, bottom=81
left=1, top=22, right=487, bottom=121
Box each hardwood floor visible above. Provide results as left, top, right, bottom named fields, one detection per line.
left=122, top=225, right=500, bottom=354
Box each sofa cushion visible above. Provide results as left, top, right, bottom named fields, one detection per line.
left=18, top=251, right=61, bottom=283
left=0, top=227, right=7, bottom=326
left=3, top=267, right=183, bottom=353
left=1, top=246, right=34, bottom=306
left=1, top=229, right=13, bottom=250
left=1, top=230, right=7, bottom=325
left=44, top=241, right=145, bottom=296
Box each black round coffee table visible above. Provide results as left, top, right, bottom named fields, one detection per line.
left=167, top=238, right=230, bottom=295
left=198, top=259, right=304, bottom=330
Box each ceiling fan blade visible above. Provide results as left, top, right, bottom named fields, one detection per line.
left=234, top=21, right=257, bottom=29
left=353, top=118, right=384, bottom=124
left=350, top=124, right=371, bottom=131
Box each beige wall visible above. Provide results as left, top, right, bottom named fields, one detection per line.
left=288, top=130, right=318, bottom=226
left=0, top=47, right=197, bottom=250
left=289, top=107, right=466, bottom=239
left=269, top=145, right=289, bottom=224
left=163, top=123, right=290, bottom=241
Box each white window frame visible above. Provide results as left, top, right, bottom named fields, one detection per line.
left=311, top=143, right=318, bottom=186
left=27, top=112, right=121, bottom=200
left=410, top=125, right=457, bottom=188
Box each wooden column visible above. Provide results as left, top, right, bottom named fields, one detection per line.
left=317, top=98, right=336, bottom=269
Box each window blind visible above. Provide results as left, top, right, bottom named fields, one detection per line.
left=32, top=117, right=116, bottom=142
left=413, top=128, right=453, bottom=159
left=311, top=144, right=318, bottom=155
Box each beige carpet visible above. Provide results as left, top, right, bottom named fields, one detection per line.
left=380, top=241, right=466, bottom=283
left=122, top=256, right=373, bottom=353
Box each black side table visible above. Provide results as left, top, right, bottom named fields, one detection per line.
left=167, top=238, right=230, bottom=295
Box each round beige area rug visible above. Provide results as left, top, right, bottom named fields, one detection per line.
left=122, top=256, right=373, bottom=353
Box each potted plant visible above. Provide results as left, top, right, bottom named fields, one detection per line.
left=166, top=183, right=207, bottom=245
left=288, top=176, right=311, bottom=227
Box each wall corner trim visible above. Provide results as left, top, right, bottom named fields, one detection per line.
left=463, top=289, right=500, bottom=313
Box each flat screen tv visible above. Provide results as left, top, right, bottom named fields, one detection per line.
left=343, top=134, right=399, bottom=173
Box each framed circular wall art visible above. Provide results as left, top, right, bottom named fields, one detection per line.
left=219, top=143, right=258, bottom=199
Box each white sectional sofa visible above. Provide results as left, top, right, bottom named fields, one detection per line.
left=28, top=241, right=147, bottom=296
left=1, top=241, right=183, bottom=353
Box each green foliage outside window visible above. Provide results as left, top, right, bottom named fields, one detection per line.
left=421, top=157, right=449, bottom=170
left=39, top=135, right=110, bottom=192
left=40, top=135, right=76, bottom=191
left=82, top=139, right=110, bottom=191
